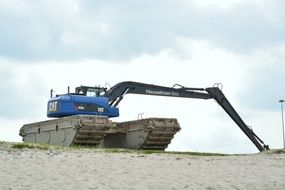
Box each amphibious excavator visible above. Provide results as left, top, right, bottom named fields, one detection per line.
left=20, top=81, right=269, bottom=151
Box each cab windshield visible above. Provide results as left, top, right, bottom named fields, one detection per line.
left=86, top=88, right=105, bottom=97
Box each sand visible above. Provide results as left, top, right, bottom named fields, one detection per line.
left=0, top=143, right=284, bottom=190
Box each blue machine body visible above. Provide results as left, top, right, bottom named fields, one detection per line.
left=47, top=94, right=119, bottom=118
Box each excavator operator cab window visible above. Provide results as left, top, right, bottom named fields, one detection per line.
left=86, top=88, right=105, bottom=97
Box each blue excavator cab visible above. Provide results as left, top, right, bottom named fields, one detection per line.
left=47, top=86, right=119, bottom=118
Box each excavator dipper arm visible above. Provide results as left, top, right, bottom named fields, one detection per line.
left=205, top=87, right=269, bottom=151
left=105, top=81, right=269, bottom=151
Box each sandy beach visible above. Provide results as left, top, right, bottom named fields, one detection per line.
left=0, top=143, right=284, bottom=190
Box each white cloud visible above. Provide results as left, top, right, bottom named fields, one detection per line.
left=0, top=0, right=284, bottom=61
left=191, top=0, right=270, bottom=10
left=0, top=118, right=24, bottom=142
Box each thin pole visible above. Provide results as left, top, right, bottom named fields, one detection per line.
left=279, top=100, right=285, bottom=149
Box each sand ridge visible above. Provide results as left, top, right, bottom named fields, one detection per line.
left=0, top=143, right=284, bottom=190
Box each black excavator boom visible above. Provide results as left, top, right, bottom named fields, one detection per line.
left=105, top=81, right=269, bottom=151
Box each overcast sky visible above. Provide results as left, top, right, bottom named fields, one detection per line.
left=1, top=0, right=284, bottom=153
